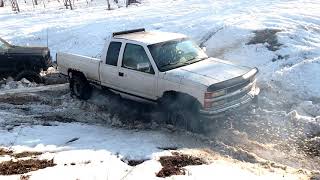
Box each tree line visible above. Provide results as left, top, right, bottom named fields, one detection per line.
left=0, top=0, right=139, bottom=12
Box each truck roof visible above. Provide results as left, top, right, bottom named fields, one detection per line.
left=112, top=31, right=187, bottom=45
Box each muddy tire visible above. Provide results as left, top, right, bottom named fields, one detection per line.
left=69, top=74, right=92, bottom=100
left=15, top=70, right=43, bottom=83
left=161, top=94, right=203, bottom=133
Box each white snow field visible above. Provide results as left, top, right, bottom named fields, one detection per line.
left=1, top=0, right=320, bottom=179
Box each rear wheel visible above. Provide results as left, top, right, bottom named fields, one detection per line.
left=69, top=73, right=92, bottom=100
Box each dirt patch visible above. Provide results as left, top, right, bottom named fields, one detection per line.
left=34, top=115, right=77, bottom=123
left=156, top=152, right=206, bottom=178
left=20, top=174, right=31, bottom=180
left=310, top=172, right=320, bottom=180
left=260, top=161, right=287, bottom=171
left=0, top=159, right=56, bottom=175
left=157, top=146, right=178, bottom=150
left=121, top=158, right=147, bottom=166
left=247, top=29, right=282, bottom=51
left=0, top=149, right=43, bottom=158
left=300, top=136, right=320, bottom=157
left=0, top=148, right=13, bottom=156
left=13, top=151, right=43, bottom=159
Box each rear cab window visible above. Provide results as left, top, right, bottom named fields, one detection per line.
left=106, top=42, right=122, bottom=66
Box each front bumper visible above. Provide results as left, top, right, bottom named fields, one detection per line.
left=199, top=87, right=260, bottom=119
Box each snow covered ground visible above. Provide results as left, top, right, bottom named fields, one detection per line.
left=0, top=85, right=316, bottom=179
left=1, top=0, right=320, bottom=179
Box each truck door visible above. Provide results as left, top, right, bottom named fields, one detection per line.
left=100, top=41, right=122, bottom=89
left=117, top=43, right=157, bottom=100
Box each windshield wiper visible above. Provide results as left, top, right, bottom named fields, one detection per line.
left=160, top=61, right=182, bottom=68
left=160, top=57, right=207, bottom=71
left=185, top=57, right=207, bottom=64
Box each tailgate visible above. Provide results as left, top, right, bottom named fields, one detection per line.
left=57, top=52, right=101, bottom=82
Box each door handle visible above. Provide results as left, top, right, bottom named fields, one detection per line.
left=118, top=72, right=124, bottom=77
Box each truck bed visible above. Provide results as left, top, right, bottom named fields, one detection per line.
left=57, top=52, right=101, bottom=82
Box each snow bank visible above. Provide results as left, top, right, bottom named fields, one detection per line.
left=0, top=78, right=38, bottom=90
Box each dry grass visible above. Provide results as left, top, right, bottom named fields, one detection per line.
left=0, top=159, right=56, bottom=175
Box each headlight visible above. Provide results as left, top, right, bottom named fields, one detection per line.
left=212, top=90, right=226, bottom=97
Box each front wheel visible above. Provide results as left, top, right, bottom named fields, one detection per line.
left=161, top=94, right=204, bottom=133
left=69, top=74, right=92, bottom=100
left=166, top=109, right=203, bottom=133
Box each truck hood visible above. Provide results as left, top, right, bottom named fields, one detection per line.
left=8, top=46, right=50, bottom=56
left=163, top=58, right=252, bottom=87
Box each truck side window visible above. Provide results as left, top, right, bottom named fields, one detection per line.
left=122, top=43, right=154, bottom=74
left=106, top=42, right=122, bottom=66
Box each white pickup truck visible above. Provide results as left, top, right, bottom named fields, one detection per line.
left=57, top=29, right=260, bottom=131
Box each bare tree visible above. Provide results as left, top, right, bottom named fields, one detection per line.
left=0, top=0, right=4, bottom=7
left=10, top=0, right=20, bottom=12
left=64, top=0, right=72, bottom=10
left=126, top=0, right=138, bottom=7
left=107, top=0, right=110, bottom=10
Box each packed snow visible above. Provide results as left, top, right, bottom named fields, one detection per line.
left=1, top=0, right=320, bottom=179
left=0, top=78, right=38, bottom=90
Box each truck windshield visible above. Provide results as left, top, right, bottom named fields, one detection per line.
left=148, top=38, right=208, bottom=72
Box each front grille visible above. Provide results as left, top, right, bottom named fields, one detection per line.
left=211, top=89, right=252, bottom=110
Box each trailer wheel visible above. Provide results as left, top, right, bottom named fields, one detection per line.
left=70, top=73, right=92, bottom=100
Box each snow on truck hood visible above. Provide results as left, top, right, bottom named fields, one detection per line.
left=164, top=58, right=252, bottom=87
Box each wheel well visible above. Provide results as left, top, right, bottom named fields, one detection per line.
left=161, top=91, right=201, bottom=110
left=68, top=69, right=86, bottom=80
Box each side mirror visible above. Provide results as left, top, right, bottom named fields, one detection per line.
left=201, top=46, right=207, bottom=52
left=137, top=62, right=151, bottom=72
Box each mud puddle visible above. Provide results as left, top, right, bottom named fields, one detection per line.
left=156, top=152, right=206, bottom=178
